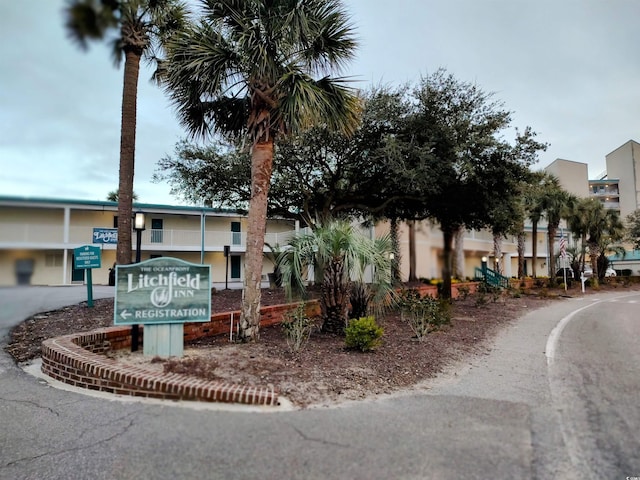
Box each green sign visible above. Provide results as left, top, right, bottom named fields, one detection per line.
left=74, top=245, right=101, bottom=269
left=114, top=257, right=211, bottom=325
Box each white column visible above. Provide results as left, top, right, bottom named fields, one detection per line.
left=62, top=207, right=70, bottom=284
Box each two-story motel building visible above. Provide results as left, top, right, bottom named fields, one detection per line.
left=0, top=194, right=560, bottom=287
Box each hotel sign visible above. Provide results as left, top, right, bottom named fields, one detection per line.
left=114, top=257, right=211, bottom=325
left=93, top=228, right=118, bottom=244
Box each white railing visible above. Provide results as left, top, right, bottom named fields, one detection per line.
left=0, top=223, right=298, bottom=250
left=0, top=223, right=64, bottom=244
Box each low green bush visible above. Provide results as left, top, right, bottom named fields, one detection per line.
left=344, top=316, right=384, bottom=352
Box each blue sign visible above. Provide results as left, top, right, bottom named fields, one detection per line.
left=93, top=228, right=118, bottom=244
left=74, top=245, right=102, bottom=269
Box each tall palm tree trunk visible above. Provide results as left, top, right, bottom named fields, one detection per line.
left=441, top=226, right=455, bottom=300
left=239, top=139, right=274, bottom=342
left=321, top=256, right=350, bottom=334
left=408, top=221, right=417, bottom=282
left=517, top=230, right=526, bottom=278
left=547, top=226, right=557, bottom=284
left=390, top=218, right=401, bottom=283
left=588, top=241, right=600, bottom=287
left=531, top=220, right=538, bottom=278
left=453, top=226, right=465, bottom=279
left=493, top=233, right=503, bottom=274
left=116, top=48, right=141, bottom=265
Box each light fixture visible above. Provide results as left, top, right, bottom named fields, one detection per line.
left=134, top=211, right=146, bottom=231
left=481, top=256, right=487, bottom=262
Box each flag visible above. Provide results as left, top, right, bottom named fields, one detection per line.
left=559, top=232, right=567, bottom=259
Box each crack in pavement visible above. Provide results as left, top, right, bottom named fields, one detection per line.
left=289, top=424, right=350, bottom=449
left=0, top=396, right=60, bottom=417
left=1, top=412, right=138, bottom=469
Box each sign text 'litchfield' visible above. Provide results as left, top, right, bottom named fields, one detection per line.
left=114, top=258, right=211, bottom=325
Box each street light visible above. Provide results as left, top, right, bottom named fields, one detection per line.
left=132, top=211, right=145, bottom=352
left=134, top=211, right=146, bottom=263
left=481, top=256, right=488, bottom=280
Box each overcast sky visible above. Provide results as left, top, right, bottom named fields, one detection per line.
left=2, top=1, right=640, bottom=205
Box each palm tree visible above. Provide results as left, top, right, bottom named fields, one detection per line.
left=523, top=172, right=556, bottom=278
left=65, top=0, right=186, bottom=265
left=567, top=197, right=597, bottom=275
left=107, top=189, right=139, bottom=202
left=278, top=220, right=394, bottom=335
left=161, top=0, right=360, bottom=342
left=584, top=203, right=625, bottom=285
left=542, top=186, right=575, bottom=286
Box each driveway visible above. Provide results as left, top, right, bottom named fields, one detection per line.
left=1, top=287, right=639, bottom=479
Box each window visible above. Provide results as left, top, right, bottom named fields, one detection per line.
left=45, top=253, right=63, bottom=267
left=231, top=221, right=241, bottom=245
left=151, top=218, right=163, bottom=243
left=113, top=216, right=118, bottom=228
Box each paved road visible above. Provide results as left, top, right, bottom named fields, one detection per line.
left=1, top=287, right=639, bottom=479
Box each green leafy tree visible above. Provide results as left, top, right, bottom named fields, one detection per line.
left=399, top=69, right=542, bottom=298
left=161, top=0, right=360, bottom=342
left=625, top=209, right=640, bottom=250
left=154, top=86, right=411, bottom=226
left=278, top=220, right=394, bottom=335
left=65, top=0, right=187, bottom=265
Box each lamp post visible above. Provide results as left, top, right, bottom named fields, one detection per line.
left=132, top=211, right=145, bottom=351
left=224, top=245, right=230, bottom=290
left=481, top=256, right=488, bottom=281
left=134, top=211, right=146, bottom=263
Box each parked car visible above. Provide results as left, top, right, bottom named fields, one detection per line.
left=582, top=267, right=616, bottom=278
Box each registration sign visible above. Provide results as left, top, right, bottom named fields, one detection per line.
left=114, top=257, right=211, bottom=325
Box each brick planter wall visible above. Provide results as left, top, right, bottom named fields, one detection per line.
left=40, top=286, right=478, bottom=406
left=401, top=282, right=479, bottom=299
left=40, top=301, right=320, bottom=406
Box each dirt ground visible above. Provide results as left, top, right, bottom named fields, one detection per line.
left=6, top=282, right=637, bottom=408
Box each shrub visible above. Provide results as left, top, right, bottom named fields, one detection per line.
left=398, top=289, right=451, bottom=340
left=344, top=316, right=383, bottom=352
left=281, top=303, right=314, bottom=353
left=456, top=284, right=470, bottom=300
left=474, top=291, right=488, bottom=307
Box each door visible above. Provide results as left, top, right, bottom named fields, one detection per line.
left=71, top=255, right=85, bottom=282
left=230, top=255, right=241, bottom=280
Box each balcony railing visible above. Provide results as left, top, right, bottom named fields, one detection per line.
left=0, top=223, right=297, bottom=251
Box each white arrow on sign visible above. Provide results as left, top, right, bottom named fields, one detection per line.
left=120, top=310, right=132, bottom=320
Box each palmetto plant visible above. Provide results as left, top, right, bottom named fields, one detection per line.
left=65, top=0, right=187, bottom=265
left=278, top=220, right=394, bottom=335
left=568, top=197, right=625, bottom=286
left=161, top=0, right=360, bottom=342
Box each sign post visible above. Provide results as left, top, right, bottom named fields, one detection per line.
left=74, top=245, right=101, bottom=307
left=114, top=257, right=211, bottom=357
